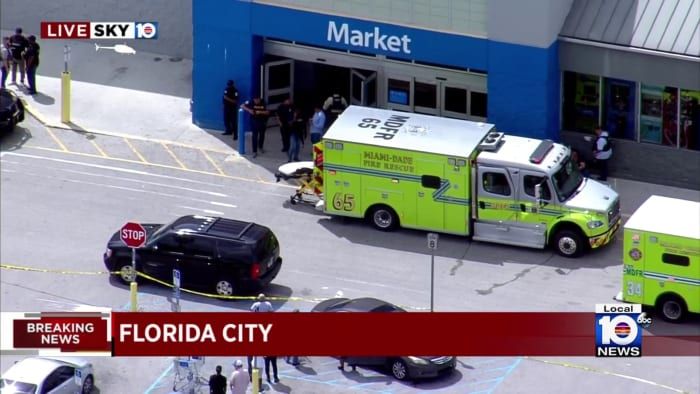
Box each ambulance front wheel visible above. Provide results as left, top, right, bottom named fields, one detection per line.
left=552, top=229, right=584, bottom=258
left=368, top=205, right=399, bottom=231
left=656, top=294, right=687, bottom=323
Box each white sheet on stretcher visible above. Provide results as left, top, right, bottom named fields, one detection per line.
left=277, top=161, right=315, bottom=177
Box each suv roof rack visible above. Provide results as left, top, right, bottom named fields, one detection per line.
left=205, top=217, right=255, bottom=239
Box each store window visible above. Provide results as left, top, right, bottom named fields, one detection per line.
left=562, top=71, right=600, bottom=133
left=415, top=82, right=437, bottom=109
left=603, top=78, right=635, bottom=140
left=640, top=85, right=678, bottom=146
left=680, top=90, right=700, bottom=151
left=444, top=86, right=468, bottom=115
left=470, top=91, right=487, bottom=118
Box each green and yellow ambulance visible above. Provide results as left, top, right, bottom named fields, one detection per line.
left=317, top=106, right=621, bottom=257
left=619, top=195, right=700, bottom=322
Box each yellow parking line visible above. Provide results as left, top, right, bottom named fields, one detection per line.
left=123, top=138, right=149, bottom=163
left=162, top=143, right=187, bottom=169
left=89, top=140, right=108, bottom=157
left=200, top=149, right=226, bottom=176
left=45, top=127, right=69, bottom=152
left=24, top=146, right=295, bottom=188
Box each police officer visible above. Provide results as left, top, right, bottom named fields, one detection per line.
left=8, top=27, right=28, bottom=85
left=24, top=35, right=39, bottom=95
left=322, top=92, right=348, bottom=130
left=222, top=80, right=239, bottom=139
left=241, top=97, right=270, bottom=158
left=276, top=97, right=294, bottom=153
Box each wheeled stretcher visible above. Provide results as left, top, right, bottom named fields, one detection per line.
left=275, top=161, right=324, bottom=206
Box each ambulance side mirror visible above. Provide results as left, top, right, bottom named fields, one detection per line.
left=535, top=184, right=542, bottom=206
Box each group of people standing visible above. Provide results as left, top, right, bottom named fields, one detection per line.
left=222, top=80, right=346, bottom=160
left=1, top=27, right=40, bottom=94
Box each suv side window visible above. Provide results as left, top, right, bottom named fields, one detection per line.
left=40, top=366, right=74, bottom=394
left=523, top=175, right=552, bottom=201
left=180, top=236, right=217, bottom=258
left=156, top=234, right=182, bottom=252
left=482, top=172, right=511, bottom=196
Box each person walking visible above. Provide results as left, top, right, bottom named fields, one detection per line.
left=230, top=360, right=250, bottom=394
left=322, top=92, right=347, bottom=130
left=309, top=105, right=326, bottom=145
left=248, top=293, right=273, bottom=385
left=242, top=97, right=270, bottom=158
left=285, top=309, right=302, bottom=366
left=592, top=125, right=612, bottom=181
left=222, top=80, right=239, bottom=139
left=0, top=37, right=10, bottom=89
left=24, top=35, right=39, bottom=95
left=288, top=108, right=305, bottom=162
left=276, top=97, right=294, bottom=153
left=8, top=28, right=28, bottom=85
left=208, top=365, right=227, bottom=394
left=264, top=356, right=280, bottom=383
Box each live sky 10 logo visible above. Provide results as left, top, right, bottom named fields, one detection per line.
left=595, top=303, right=651, bottom=357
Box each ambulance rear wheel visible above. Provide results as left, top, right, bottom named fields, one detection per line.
left=553, top=229, right=584, bottom=258
left=369, top=205, right=398, bottom=231
left=657, top=295, right=686, bottom=323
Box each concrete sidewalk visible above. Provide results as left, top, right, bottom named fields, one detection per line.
left=2, top=29, right=231, bottom=152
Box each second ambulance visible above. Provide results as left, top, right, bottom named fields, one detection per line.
left=317, top=106, right=621, bottom=257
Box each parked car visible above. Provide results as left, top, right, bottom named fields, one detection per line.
left=103, top=215, right=282, bottom=296
left=311, top=297, right=456, bottom=381
left=0, top=356, right=94, bottom=393
left=0, top=88, right=24, bottom=133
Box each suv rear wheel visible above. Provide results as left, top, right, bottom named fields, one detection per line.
left=117, top=263, right=138, bottom=284
left=215, top=280, right=235, bottom=297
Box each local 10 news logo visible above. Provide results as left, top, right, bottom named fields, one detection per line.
left=595, top=303, right=651, bottom=357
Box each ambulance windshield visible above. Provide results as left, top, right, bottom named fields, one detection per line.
left=551, top=156, right=583, bottom=201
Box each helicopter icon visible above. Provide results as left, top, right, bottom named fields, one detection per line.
left=94, top=43, right=136, bottom=55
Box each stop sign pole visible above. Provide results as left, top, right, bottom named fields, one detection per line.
left=120, top=222, right=147, bottom=312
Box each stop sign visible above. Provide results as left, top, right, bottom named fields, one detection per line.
left=120, top=222, right=147, bottom=248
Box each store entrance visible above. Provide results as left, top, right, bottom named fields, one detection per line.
left=262, top=54, right=376, bottom=116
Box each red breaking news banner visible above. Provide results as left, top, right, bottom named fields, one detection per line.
left=12, top=313, right=111, bottom=352
left=109, top=312, right=700, bottom=357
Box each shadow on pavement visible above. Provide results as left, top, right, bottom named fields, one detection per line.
left=340, top=366, right=463, bottom=391
left=316, top=215, right=621, bottom=271
left=107, top=275, right=295, bottom=312
left=0, top=124, right=32, bottom=151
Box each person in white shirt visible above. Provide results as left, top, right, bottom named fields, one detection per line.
left=592, top=125, right=612, bottom=181
left=229, top=360, right=249, bottom=394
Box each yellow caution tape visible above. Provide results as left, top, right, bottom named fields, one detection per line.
left=0, top=262, right=429, bottom=310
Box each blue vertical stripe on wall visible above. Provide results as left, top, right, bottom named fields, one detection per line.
left=192, top=0, right=262, bottom=130
left=487, top=40, right=560, bottom=141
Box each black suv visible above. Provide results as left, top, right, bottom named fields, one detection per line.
left=103, top=215, right=282, bottom=296
left=0, top=88, right=25, bottom=133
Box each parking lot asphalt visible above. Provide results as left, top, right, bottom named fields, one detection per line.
left=2, top=115, right=699, bottom=394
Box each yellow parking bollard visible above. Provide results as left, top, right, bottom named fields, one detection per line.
left=130, top=282, right=138, bottom=312
left=61, top=71, right=71, bottom=123
left=252, top=367, right=261, bottom=393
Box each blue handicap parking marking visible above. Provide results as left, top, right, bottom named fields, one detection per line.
left=277, top=357, right=522, bottom=393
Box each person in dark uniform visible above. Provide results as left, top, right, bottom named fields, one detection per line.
left=24, top=35, right=39, bottom=95
left=241, top=97, right=270, bottom=158
left=276, top=97, right=294, bottom=152
left=8, top=28, right=28, bottom=85
left=222, top=80, right=239, bottom=139
left=208, top=365, right=227, bottom=394
left=322, top=92, right=348, bottom=130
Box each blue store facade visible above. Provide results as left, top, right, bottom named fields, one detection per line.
left=192, top=0, right=699, bottom=187
left=192, top=0, right=561, bottom=141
